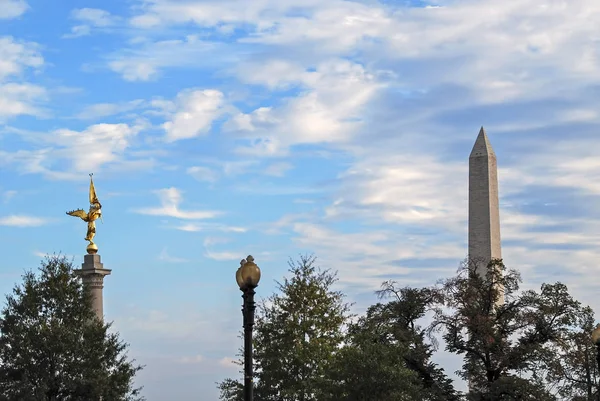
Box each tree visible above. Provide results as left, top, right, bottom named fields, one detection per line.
left=0, top=255, right=143, bottom=401
left=540, top=306, right=600, bottom=400
left=325, top=284, right=461, bottom=401
left=218, top=254, right=352, bottom=401
left=432, top=259, right=585, bottom=400
left=325, top=317, right=422, bottom=401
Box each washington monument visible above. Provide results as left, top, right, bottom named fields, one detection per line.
left=468, top=127, right=502, bottom=279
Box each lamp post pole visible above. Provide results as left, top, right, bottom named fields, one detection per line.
left=236, top=255, right=261, bottom=401
left=591, top=324, right=600, bottom=401
left=243, top=286, right=256, bottom=401
left=597, top=346, right=600, bottom=401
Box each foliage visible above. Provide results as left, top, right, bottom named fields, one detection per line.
left=219, top=255, right=600, bottom=401
left=540, top=306, right=599, bottom=400
left=326, top=284, right=461, bottom=400
left=218, top=254, right=352, bottom=401
left=0, top=255, right=143, bottom=401
left=432, top=259, right=587, bottom=400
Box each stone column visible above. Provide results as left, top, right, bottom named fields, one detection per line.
left=74, top=254, right=111, bottom=322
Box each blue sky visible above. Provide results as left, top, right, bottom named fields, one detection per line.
left=1, top=0, right=600, bottom=399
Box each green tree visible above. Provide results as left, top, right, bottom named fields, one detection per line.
left=432, top=259, right=585, bottom=400
left=325, top=321, right=422, bottom=401
left=326, top=284, right=461, bottom=401
left=0, top=255, right=143, bottom=401
left=539, top=306, right=600, bottom=400
left=218, top=254, right=352, bottom=401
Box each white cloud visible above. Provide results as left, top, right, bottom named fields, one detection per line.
left=217, top=357, right=238, bottom=368
left=377, top=1, right=600, bottom=103
left=186, top=166, right=219, bottom=183
left=188, top=158, right=292, bottom=179
left=0, top=122, right=152, bottom=179
left=0, top=0, right=28, bottom=19
left=2, top=190, right=17, bottom=203
left=241, top=1, right=393, bottom=53
left=67, top=25, right=91, bottom=38
left=0, top=36, right=43, bottom=80
left=162, top=89, right=225, bottom=142
left=121, top=0, right=393, bottom=87
left=0, top=83, right=47, bottom=118
left=0, top=37, right=44, bottom=120
left=138, top=187, right=221, bottom=219
left=72, top=8, right=115, bottom=26
left=226, top=59, right=381, bottom=156
left=263, top=162, right=293, bottom=177
left=128, top=0, right=285, bottom=28
left=108, top=35, right=222, bottom=81
left=65, top=8, right=118, bottom=38
left=176, top=223, right=203, bottom=232
left=203, top=250, right=240, bottom=261
left=174, top=223, right=247, bottom=233
left=176, top=354, right=204, bottom=364
left=123, top=0, right=600, bottom=106
left=498, top=137, right=600, bottom=197
left=76, top=100, right=145, bottom=120
left=128, top=0, right=377, bottom=49
left=290, top=221, right=460, bottom=288
left=50, top=123, right=144, bottom=173
left=260, top=213, right=306, bottom=235
left=222, top=160, right=258, bottom=176
left=202, top=237, right=240, bottom=261
left=158, top=247, right=188, bottom=263
left=0, top=215, right=49, bottom=227
left=236, top=59, right=307, bottom=90
left=326, top=154, right=467, bottom=229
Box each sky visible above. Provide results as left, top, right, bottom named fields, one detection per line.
left=1, top=0, right=600, bottom=399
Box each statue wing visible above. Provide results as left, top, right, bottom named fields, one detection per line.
left=66, top=209, right=89, bottom=221
left=89, top=175, right=101, bottom=207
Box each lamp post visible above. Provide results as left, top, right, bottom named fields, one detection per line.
left=236, top=255, right=261, bottom=401
left=592, top=324, right=600, bottom=401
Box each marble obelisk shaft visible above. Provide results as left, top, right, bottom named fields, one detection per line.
left=468, top=127, right=502, bottom=278
left=467, top=127, right=503, bottom=394
left=74, top=254, right=111, bottom=322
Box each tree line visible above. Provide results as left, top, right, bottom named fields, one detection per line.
left=0, top=254, right=596, bottom=400
left=218, top=255, right=599, bottom=401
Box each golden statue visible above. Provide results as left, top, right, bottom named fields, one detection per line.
left=67, top=173, right=103, bottom=254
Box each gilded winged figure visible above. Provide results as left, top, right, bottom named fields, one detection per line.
left=67, top=174, right=102, bottom=244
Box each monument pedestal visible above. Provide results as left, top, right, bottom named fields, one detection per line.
left=74, top=254, right=111, bottom=322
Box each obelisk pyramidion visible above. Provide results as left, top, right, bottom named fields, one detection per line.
left=468, top=127, right=502, bottom=279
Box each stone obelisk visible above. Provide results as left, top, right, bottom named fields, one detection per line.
left=468, top=127, right=502, bottom=280
left=467, top=127, right=503, bottom=394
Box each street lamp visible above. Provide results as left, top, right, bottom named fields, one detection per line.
left=592, top=324, right=600, bottom=401
left=236, top=255, right=261, bottom=401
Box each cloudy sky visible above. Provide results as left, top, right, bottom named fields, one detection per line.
left=1, top=0, right=600, bottom=399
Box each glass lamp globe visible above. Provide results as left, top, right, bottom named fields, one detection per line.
left=240, top=255, right=261, bottom=288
